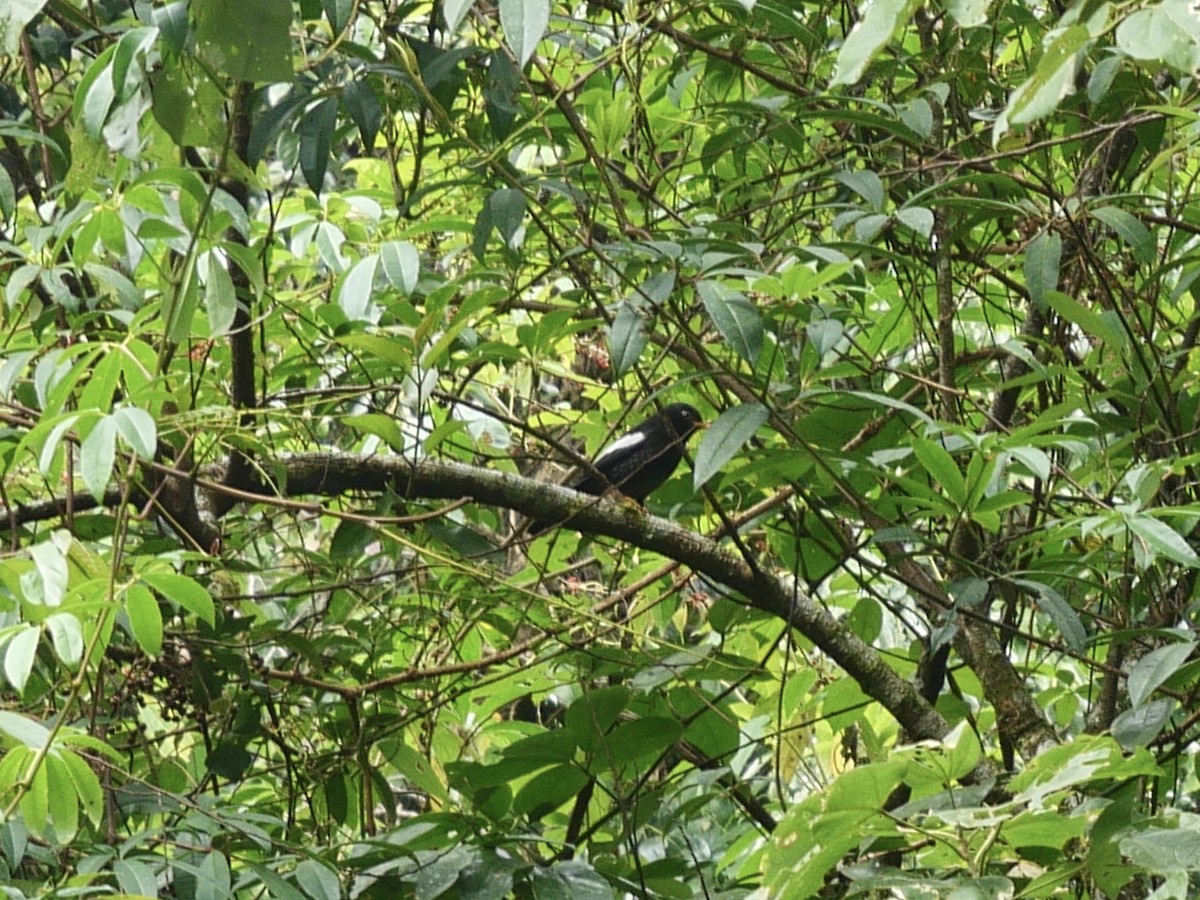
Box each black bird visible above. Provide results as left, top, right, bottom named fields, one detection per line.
left=529, top=403, right=706, bottom=535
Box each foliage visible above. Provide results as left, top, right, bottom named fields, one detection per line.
left=2, top=0, right=1200, bottom=897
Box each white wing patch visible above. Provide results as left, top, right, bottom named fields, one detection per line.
left=595, top=430, right=645, bottom=463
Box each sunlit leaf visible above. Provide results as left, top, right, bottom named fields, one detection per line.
left=832, top=0, right=921, bottom=86
left=80, top=415, right=117, bottom=503
left=112, top=406, right=157, bottom=458
left=125, top=584, right=163, bottom=657
left=4, top=626, right=39, bottom=694
left=140, top=572, right=216, bottom=627
left=499, top=0, right=549, bottom=67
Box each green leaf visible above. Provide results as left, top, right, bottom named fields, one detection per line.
left=80, top=415, right=117, bottom=503
left=342, top=78, right=382, bottom=151
left=999, top=25, right=1091, bottom=133
left=112, top=406, right=157, bottom=458
left=58, top=746, right=104, bottom=829
left=488, top=188, right=526, bottom=248
left=697, top=280, right=763, bottom=363
left=322, top=0, right=353, bottom=32
left=1024, top=231, right=1061, bottom=305
left=896, top=206, right=933, bottom=238
left=694, top=403, right=767, bottom=490
left=196, top=0, right=293, bottom=83
left=443, top=0, right=476, bottom=33
left=528, top=861, right=613, bottom=900
left=0, top=0, right=48, bottom=56
left=1043, top=290, right=1126, bottom=348
left=831, top=0, right=921, bottom=86
left=603, top=716, right=682, bottom=767
left=1122, top=828, right=1200, bottom=873
left=345, top=413, right=406, bottom=450
left=21, top=757, right=48, bottom=841
left=512, top=764, right=590, bottom=817
left=27, top=537, right=70, bottom=608
left=0, top=711, right=50, bottom=749
left=125, top=584, right=163, bottom=656
left=911, top=437, right=966, bottom=506
left=1126, top=514, right=1199, bottom=567
left=1111, top=699, right=1175, bottom=750
left=1029, top=582, right=1087, bottom=652
left=299, top=97, right=339, bottom=194
left=294, top=860, right=341, bottom=900
left=114, top=860, right=159, bottom=897
left=77, top=45, right=118, bottom=141
left=44, top=613, right=83, bottom=667
left=0, top=160, right=12, bottom=220
left=140, top=572, right=216, bottom=626
left=945, top=0, right=988, bottom=27
left=564, top=687, right=631, bottom=754
left=1007, top=446, right=1051, bottom=481
left=499, top=0, right=549, bottom=67
left=4, top=626, right=39, bottom=694
left=502, top=730, right=576, bottom=763
left=380, top=240, right=420, bottom=295
left=835, top=169, right=886, bottom=211
left=203, top=256, right=238, bottom=338
left=44, top=753, right=80, bottom=843
left=195, top=850, right=232, bottom=899
left=338, top=254, right=379, bottom=322
left=1127, top=640, right=1196, bottom=709
left=608, top=300, right=648, bottom=376
left=1116, top=1, right=1200, bottom=73
left=78, top=348, right=121, bottom=413
left=1091, top=206, right=1155, bottom=265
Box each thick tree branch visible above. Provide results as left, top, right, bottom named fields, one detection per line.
left=187, top=452, right=953, bottom=747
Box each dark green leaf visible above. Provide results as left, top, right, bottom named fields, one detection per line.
left=1044, top=290, right=1126, bottom=348
left=342, top=79, right=382, bottom=151
left=1020, top=580, right=1087, bottom=652
left=911, top=437, right=965, bottom=506
left=1127, top=641, right=1196, bottom=709
left=299, top=97, right=339, bottom=195
left=1111, top=699, right=1176, bottom=750
left=489, top=188, right=526, bottom=248
left=697, top=280, right=763, bottom=362
left=1091, top=206, right=1155, bottom=265
left=512, top=764, right=589, bottom=817
left=196, top=0, right=293, bottom=83
left=564, top=687, right=631, bottom=754
left=1024, top=232, right=1062, bottom=306
left=1126, top=514, right=1199, bottom=567
left=602, top=717, right=682, bottom=768
left=694, top=403, right=767, bottom=489
left=608, top=301, right=648, bottom=376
